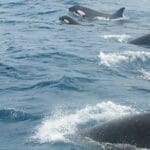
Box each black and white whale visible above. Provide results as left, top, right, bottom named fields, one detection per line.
left=81, top=113, right=150, bottom=148
left=129, top=34, right=150, bottom=46
left=69, top=5, right=125, bottom=20
left=59, top=15, right=80, bottom=25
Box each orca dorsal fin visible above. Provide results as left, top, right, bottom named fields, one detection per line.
left=112, top=7, right=125, bottom=18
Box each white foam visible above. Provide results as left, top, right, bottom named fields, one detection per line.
left=95, top=16, right=110, bottom=21
left=98, top=52, right=128, bottom=66
left=111, top=16, right=129, bottom=21
left=32, top=101, right=137, bottom=143
left=98, top=51, right=150, bottom=67
left=101, top=34, right=131, bottom=43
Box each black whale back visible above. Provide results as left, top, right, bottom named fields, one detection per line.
left=130, top=34, right=150, bottom=45
left=82, top=113, right=150, bottom=148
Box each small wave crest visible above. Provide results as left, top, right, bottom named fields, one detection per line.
left=0, top=62, right=26, bottom=79
left=101, top=34, right=131, bottom=43
left=98, top=51, right=150, bottom=67
left=37, top=10, right=58, bottom=15
left=139, top=69, right=150, bottom=81
left=15, top=52, right=95, bottom=64
left=30, top=76, right=93, bottom=91
left=0, top=109, right=40, bottom=122
left=32, top=101, right=137, bottom=143
left=1, top=2, right=26, bottom=7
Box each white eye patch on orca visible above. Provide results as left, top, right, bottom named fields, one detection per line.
left=77, top=10, right=86, bottom=16
left=63, top=19, right=70, bottom=24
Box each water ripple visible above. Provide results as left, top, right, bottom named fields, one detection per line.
left=0, top=62, right=24, bottom=79
left=0, top=76, right=96, bottom=92
left=0, top=2, right=26, bottom=8
left=15, top=52, right=96, bottom=63
left=37, top=10, right=58, bottom=15
left=0, top=109, right=40, bottom=122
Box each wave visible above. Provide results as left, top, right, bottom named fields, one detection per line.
left=131, top=86, right=150, bottom=94
left=0, top=109, right=40, bottom=122
left=15, top=52, right=95, bottom=63
left=0, top=1, right=26, bottom=8
left=0, top=76, right=95, bottom=92
left=28, top=76, right=92, bottom=91
left=139, top=69, right=150, bottom=81
left=101, top=34, right=131, bottom=43
left=37, top=26, right=52, bottom=30
left=98, top=51, right=150, bottom=67
left=0, top=62, right=24, bottom=79
left=37, top=10, right=58, bottom=15
left=31, top=101, right=137, bottom=143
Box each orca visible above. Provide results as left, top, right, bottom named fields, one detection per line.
left=69, top=5, right=125, bottom=19
left=81, top=113, right=150, bottom=148
left=59, top=15, right=80, bottom=25
left=129, top=34, right=150, bottom=46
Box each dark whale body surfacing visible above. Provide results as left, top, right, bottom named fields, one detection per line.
left=69, top=5, right=125, bottom=19
left=129, top=34, right=150, bottom=46
left=82, top=113, right=150, bottom=148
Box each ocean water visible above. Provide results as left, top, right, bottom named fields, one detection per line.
left=0, top=0, right=150, bottom=149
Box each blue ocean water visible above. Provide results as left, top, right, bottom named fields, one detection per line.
left=0, top=0, right=150, bottom=149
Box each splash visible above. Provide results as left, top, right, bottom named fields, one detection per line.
left=32, top=101, right=137, bottom=143
left=0, top=108, right=40, bottom=122
left=98, top=51, right=150, bottom=67
left=98, top=52, right=127, bottom=66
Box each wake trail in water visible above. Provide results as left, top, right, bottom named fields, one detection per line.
left=98, top=51, right=150, bottom=67
left=101, top=34, right=131, bottom=43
